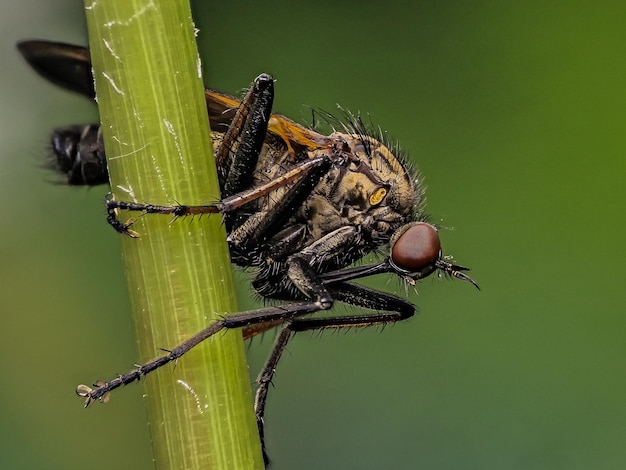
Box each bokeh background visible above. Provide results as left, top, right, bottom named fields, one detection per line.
left=2, top=1, right=625, bottom=469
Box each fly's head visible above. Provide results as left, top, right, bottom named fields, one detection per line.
left=389, top=222, right=479, bottom=289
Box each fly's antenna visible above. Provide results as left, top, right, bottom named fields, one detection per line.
left=435, top=259, right=480, bottom=290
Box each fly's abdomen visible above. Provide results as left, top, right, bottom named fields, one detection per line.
left=51, top=124, right=108, bottom=185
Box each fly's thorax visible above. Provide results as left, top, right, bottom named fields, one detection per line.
left=345, top=133, right=418, bottom=216
left=303, top=133, right=419, bottom=240
left=254, top=134, right=297, bottom=180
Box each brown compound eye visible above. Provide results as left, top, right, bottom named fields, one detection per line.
left=391, top=223, right=441, bottom=273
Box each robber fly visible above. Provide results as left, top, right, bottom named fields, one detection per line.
left=18, top=39, right=478, bottom=465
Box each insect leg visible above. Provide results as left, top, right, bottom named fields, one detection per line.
left=105, top=155, right=331, bottom=236
left=253, top=285, right=415, bottom=425
left=216, top=74, right=273, bottom=198
left=251, top=282, right=415, bottom=465
left=253, top=284, right=415, bottom=418
left=76, top=300, right=325, bottom=407
left=227, top=155, right=331, bottom=251
left=253, top=327, right=293, bottom=467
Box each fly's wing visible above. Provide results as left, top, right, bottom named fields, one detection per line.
left=204, top=88, right=330, bottom=152
left=18, top=40, right=330, bottom=153
left=17, top=40, right=95, bottom=99
left=203, top=88, right=240, bottom=133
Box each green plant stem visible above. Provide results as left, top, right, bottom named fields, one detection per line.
left=83, top=1, right=264, bottom=468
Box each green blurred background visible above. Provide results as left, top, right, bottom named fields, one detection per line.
left=2, top=1, right=625, bottom=469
